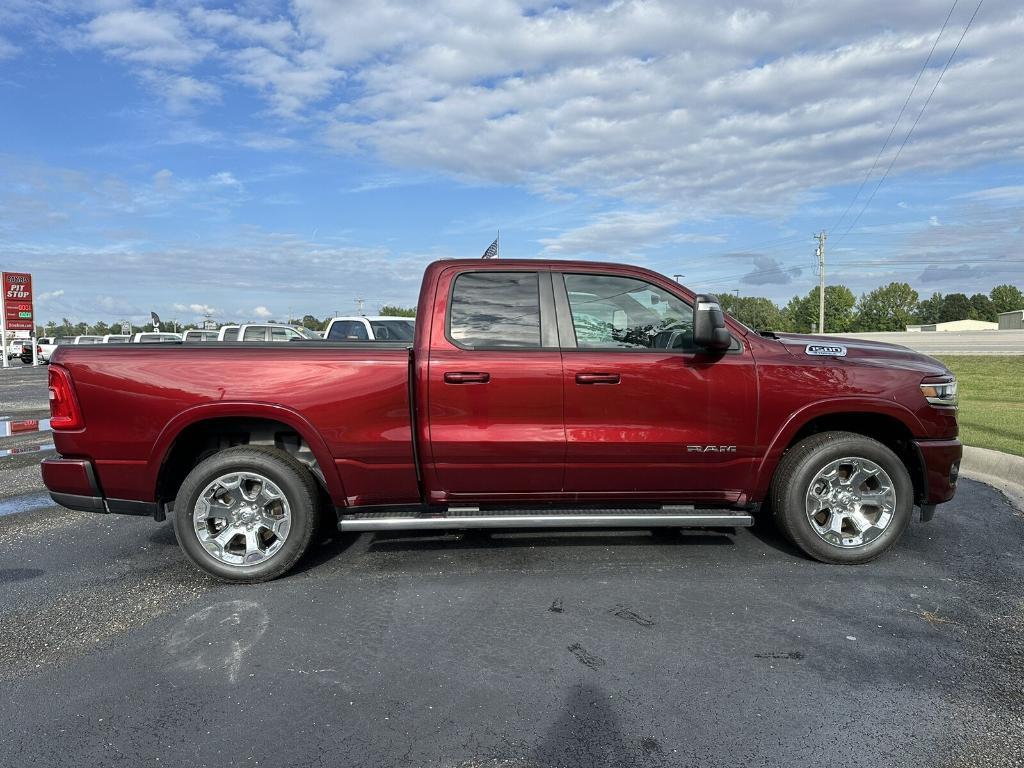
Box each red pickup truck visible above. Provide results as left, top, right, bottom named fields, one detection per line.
left=42, top=259, right=961, bottom=581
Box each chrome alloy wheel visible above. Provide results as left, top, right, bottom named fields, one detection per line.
left=804, top=456, right=896, bottom=549
left=193, top=472, right=292, bottom=566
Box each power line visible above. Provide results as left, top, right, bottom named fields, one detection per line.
left=835, top=0, right=985, bottom=244
left=831, top=0, right=959, bottom=234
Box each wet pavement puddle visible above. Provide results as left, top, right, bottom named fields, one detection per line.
left=0, top=492, right=53, bottom=517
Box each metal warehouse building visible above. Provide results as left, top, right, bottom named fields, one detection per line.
left=998, top=310, right=1024, bottom=330
left=906, top=319, right=998, bottom=332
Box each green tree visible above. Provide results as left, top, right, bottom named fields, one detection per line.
left=917, top=292, right=944, bottom=324
left=968, top=293, right=997, bottom=322
left=728, top=297, right=785, bottom=331
left=91, top=321, right=111, bottom=336
left=782, top=285, right=856, bottom=333
left=301, top=314, right=323, bottom=331
left=990, top=284, right=1024, bottom=315
left=378, top=305, right=416, bottom=317
left=940, top=293, right=972, bottom=323
left=856, top=282, right=919, bottom=331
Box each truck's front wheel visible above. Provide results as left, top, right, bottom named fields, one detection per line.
left=770, top=431, right=913, bottom=564
left=172, top=446, right=318, bottom=582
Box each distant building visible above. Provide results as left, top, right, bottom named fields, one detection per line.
left=998, top=310, right=1024, bottom=331
left=906, top=319, right=999, bottom=332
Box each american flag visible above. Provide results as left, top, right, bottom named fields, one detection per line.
left=481, top=237, right=499, bottom=259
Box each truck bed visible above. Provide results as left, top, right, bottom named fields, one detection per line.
left=50, top=343, right=419, bottom=507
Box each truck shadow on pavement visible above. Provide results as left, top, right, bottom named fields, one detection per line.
left=287, top=527, right=739, bottom=578
left=363, top=528, right=736, bottom=553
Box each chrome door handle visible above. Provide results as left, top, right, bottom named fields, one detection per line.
left=444, top=372, right=491, bottom=384
left=575, top=372, right=620, bottom=384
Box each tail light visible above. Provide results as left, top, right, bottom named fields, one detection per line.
left=48, top=366, right=84, bottom=430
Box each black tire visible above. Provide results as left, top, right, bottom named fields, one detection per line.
left=172, top=446, right=319, bottom=582
left=770, top=431, right=914, bottom=564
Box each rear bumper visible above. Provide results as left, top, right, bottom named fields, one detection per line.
left=914, top=438, right=962, bottom=506
left=41, top=457, right=159, bottom=518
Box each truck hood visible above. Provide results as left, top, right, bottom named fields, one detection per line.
left=770, top=333, right=951, bottom=376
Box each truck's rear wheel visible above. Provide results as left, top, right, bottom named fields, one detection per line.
left=770, top=431, right=913, bottom=564
left=172, top=446, right=318, bottom=582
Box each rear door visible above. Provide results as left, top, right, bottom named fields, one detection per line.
left=242, top=326, right=269, bottom=342
left=556, top=271, right=757, bottom=501
left=426, top=268, right=564, bottom=498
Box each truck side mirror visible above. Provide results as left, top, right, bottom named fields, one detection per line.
left=693, top=294, right=732, bottom=352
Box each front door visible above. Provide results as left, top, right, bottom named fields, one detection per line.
left=426, top=269, right=565, bottom=500
left=556, top=271, right=758, bottom=502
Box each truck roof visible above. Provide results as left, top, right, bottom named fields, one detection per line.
left=428, top=258, right=639, bottom=271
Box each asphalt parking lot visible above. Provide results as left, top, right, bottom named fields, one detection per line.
left=1, top=368, right=1021, bottom=768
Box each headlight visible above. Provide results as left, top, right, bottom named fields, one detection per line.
left=920, top=379, right=957, bottom=407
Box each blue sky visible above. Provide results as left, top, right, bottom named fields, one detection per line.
left=1, top=0, right=1022, bottom=326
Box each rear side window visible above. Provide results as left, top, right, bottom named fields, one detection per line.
left=327, top=321, right=369, bottom=341
left=243, top=326, right=266, bottom=341
left=449, top=272, right=540, bottom=349
left=222, top=328, right=239, bottom=341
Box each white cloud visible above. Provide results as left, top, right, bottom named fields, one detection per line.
left=209, top=171, right=242, bottom=188
left=85, top=9, right=211, bottom=68
left=188, top=8, right=296, bottom=53
left=157, top=74, right=221, bottom=112
left=174, top=303, right=219, bottom=316
left=252, top=305, right=273, bottom=318
left=0, top=36, right=19, bottom=60
left=958, top=185, right=1024, bottom=202
left=540, top=210, right=685, bottom=256
left=231, top=45, right=341, bottom=116
left=37, top=289, right=65, bottom=302
left=65, top=1, right=1024, bottom=215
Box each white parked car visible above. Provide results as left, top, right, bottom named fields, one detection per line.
left=324, top=316, right=415, bottom=342
left=34, top=336, right=59, bottom=363
left=102, top=334, right=131, bottom=343
left=68, top=335, right=104, bottom=345
left=131, top=332, right=182, bottom=343
left=235, top=323, right=320, bottom=342
left=182, top=330, right=220, bottom=342
left=6, top=340, right=24, bottom=360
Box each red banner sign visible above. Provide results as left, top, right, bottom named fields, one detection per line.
left=2, top=272, right=33, bottom=331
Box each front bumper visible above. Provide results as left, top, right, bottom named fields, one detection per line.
left=913, top=438, right=962, bottom=509
left=41, top=457, right=159, bottom=518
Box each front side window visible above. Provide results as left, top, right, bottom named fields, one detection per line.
left=271, top=327, right=300, bottom=342
left=221, top=328, right=239, bottom=341
left=564, top=273, right=695, bottom=351
left=449, top=272, right=540, bottom=349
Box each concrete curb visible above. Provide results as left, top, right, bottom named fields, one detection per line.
left=960, top=445, right=1024, bottom=510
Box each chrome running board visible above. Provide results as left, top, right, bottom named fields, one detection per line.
left=338, top=506, right=753, bottom=532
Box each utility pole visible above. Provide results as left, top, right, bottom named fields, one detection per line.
left=354, top=297, right=365, bottom=315
left=813, top=231, right=827, bottom=334
left=673, top=274, right=684, bottom=283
